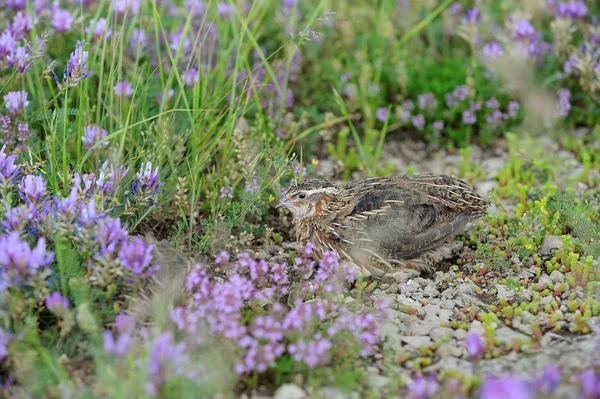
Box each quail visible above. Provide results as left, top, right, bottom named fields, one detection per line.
left=276, top=174, right=487, bottom=278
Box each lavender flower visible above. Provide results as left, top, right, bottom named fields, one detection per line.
left=246, top=177, right=260, bottom=193
left=432, top=120, right=444, bottom=132
left=515, top=20, right=536, bottom=40
left=485, top=97, right=500, bottom=109
left=146, top=332, right=196, bottom=396
left=464, top=332, right=484, bottom=358
left=418, top=93, right=438, bottom=110
left=82, top=125, right=108, bottom=149
left=508, top=101, right=520, bottom=118
left=114, top=81, right=134, bottom=98
left=130, top=28, right=146, bottom=48
left=288, top=335, right=332, bottom=367
left=118, top=237, right=158, bottom=278
left=563, top=53, right=579, bottom=74
left=52, top=9, right=73, bottom=33
left=411, top=114, right=425, bottom=130
left=407, top=375, right=439, bottom=399
left=218, top=2, right=235, bottom=17
left=0, top=145, right=21, bottom=184
left=19, top=175, right=47, bottom=203
left=11, top=12, right=32, bottom=39
left=62, top=45, right=93, bottom=88
left=45, top=292, right=69, bottom=313
left=534, top=366, right=560, bottom=395
left=486, top=110, right=505, bottom=129
left=480, top=376, right=532, bottom=399
left=574, top=369, right=600, bottom=398
left=0, top=233, right=54, bottom=287
left=219, top=186, right=233, bottom=199
left=462, top=110, right=477, bottom=125
left=556, top=88, right=571, bottom=117
left=114, top=0, right=141, bottom=15
left=0, top=329, right=10, bottom=362
left=103, top=330, right=133, bottom=356
left=567, top=1, right=588, bottom=19
left=4, top=91, right=29, bottom=114
left=375, top=107, right=389, bottom=122
left=465, top=7, right=479, bottom=24
left=88, top=18, right=112, bottom=41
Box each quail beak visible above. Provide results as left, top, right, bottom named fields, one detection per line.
left=275, top=198, right=290, bottom=209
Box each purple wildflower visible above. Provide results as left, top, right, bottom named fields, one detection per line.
left=0, top=233, right=54, bottom=287
left=52, top=9, right=73, bottom=33
left=465, top=7, right=479, bottom=24
left=130, top=28, right=146, bottom=48
left=219, top=185, right=233, bottom=198
left=45, top=292, right=69, bottom=313
left=432, top=120, right=444, bottom=131
left=486, top=110, right=505, bottom=129
left=103, top=330, right=133, bottom=356
left=508, top=101, right=520, bottom=118
left=4, top=91, right=29, bottom=114
left=19, top=174, right=47, bottom=203
left=218, top=2, right=235, bottom=17
left=411, top=114, right=425, bottom=130
left=63, top=45, right=93, bottom=88
left=246, top=177, right=260, bottom=193
left=480, top=376, right=532, bottom=399
left=556, top=88, right=571, bottom=117
left=88, top=18, right=111, bottom=41
left=93, top=217, right=128, bottom=256
left=134, top=162, right=161, bottom=196
left=407, top=375, right=439, bottom=399
left=534, top=366, right=560, bottom=395
left=515, top=20, right=535, bottom=40
left=11, top=12, right=32, bottom=39
left=156, top=89, right=174, bottom=104
left=114, top=0, right=141, bottom=14
left=288, top=335, right=332, bottom=367
left=418, top=93, right=438, bottom=110
left=0, top=329, right=10, bottom=362
left=485, top=97, right=500, bottom=109
left=114, top=81, right=134, bottom=98
left=464, top=332, right=484, bottom=358
left=118, top=237, right=159, bottom=278
left=184, top=68, right=199, bottom=87
left=574, top=369, right=600, bottom=398
left=0, top=145, right=21, bottom=184
left=116, top=312, right=136, bottom=333
left=462, top=110, right=477, bottom=125
left=215, top=251, right=230, bottom=264
left=563, top=53, right=579, bottom=74
left=568, top=1, right=588, bottom=19
left=82, top=125, right=108, bottom=149
left=375, top=107, right=389, bottom=122
left=146, top=332, right=195, bottom=396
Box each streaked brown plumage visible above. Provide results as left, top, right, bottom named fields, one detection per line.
left=276, top=174, right=487, bottom=278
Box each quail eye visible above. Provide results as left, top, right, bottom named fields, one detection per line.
left=297, top=193, right=307, bottom=199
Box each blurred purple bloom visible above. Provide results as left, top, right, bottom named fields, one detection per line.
left=103, top=330, right=133, bottom=356
left=534, top=366, right=560, bottom=395
left=119, top=237, right=158, bottom=277
left=114, top=0, right=141, bottom=14
left=19, top=174, right=46, bottom=203
left=11, top=12, right=32, bottom=39
left=45, top=292, right=69, bottom=313
left=508, top=101, right=520, bottom=118
left=407, top=375, right=439, bottom=399
left=375, top=107, right=389, bottom=122
left=0, top=233, right=54, bottom=287
left=462, top=110, right=476, bottom=125
left=448, top=2, right=462, bottom=16
left=220, top=185, right=233, bottom=198
left=246, top=177, right=260, bottom=193
left=556, top=88, right=571, bottom=117
left=485, top=97, right=500, bottom=109
left=4, top=91, right=29, bottom=114
left=156, top=89, right=174, bottom=104
left=515, top=20, right=535, bottom=39
left=411, top=114, right=425, bottom=130
left=52, top=9, right=73, bottom=33
left=0, top=329, right=10, bottom=362
left=184, top=68, right=199, bottom=87
left=146, top=332, right=195, bottom=396
left=63, top=45, right=93, bottom=87
left=115, top=312, right=136, bottom=333
left=418, top=93, right=438, bottom=110
left=0, top=145, right=21, bottom=184
left=114, top=81, right=134, bottom=98
left=83, top=125, right=108, bottom=149
left=218, top=2, right=235, bottom=17
left=567, top=1, right=587, bottom=19
left=486, top=110, right=505, bottom=128
left=94, top=217, right=128, bottom=256
left=215, top=251, right=230, bottom=264
left=563, top=53, right=579, bottom=74
left=574, top=369, right=600, bottom=398
left=432, top=120, right=444, bottom=131
left=465, top=7, right=479, bottom=24
left=130, top=28, right=146, bottom=48
left=288, top=335, right=332, bottom=367
left=187, top=0, right=206, bottom=15
left=88, top=18, right=111, bottom=41
left=480, top=376, right=532, bottom=399
left=465, top=332, right=484, bottom=358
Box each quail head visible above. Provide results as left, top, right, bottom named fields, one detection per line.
left=276, top=174, right=487, bottom=279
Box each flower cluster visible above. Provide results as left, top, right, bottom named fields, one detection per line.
left=167, top=243, right=386, bottom=375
